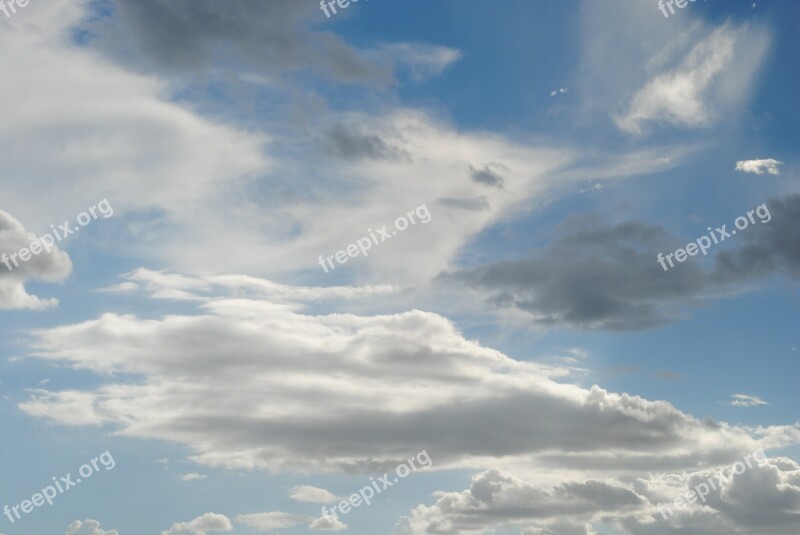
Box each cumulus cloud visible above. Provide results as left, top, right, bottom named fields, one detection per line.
left=0, top=210, right=72, bottom=310
left=161, top=513, right=233, bottom=535
left=234, top=512, right=314, bottom=532
left=735, top=158, right=784, bottom=175
left=394, top=457, right=800, bottom=535
left=17, top=272, right=800, bottom=476
left=393, top=469, right=643, bottom=534
left=309, top=515, right=348, bottom=531
left=67, top=519, right=119, bottom=535
left=289, top=485, right=341, bottom=504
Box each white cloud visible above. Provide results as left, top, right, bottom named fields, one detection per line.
left=614, top=24, right=768, bottom=135
left=161, top=513, right=233, bottom=535
left=725, top=393, right=769, bottom=407
left=377, top=43, right=462, bottom=81
left=179, top=472, right=208, bottom=481
left=234, top=512, right=314, bottom=532
left=394, top=456, right=800, bottom=535
left=309, top=515, right=348, bottom=531
left=289, top=485, right=341, bottom=504
left=18, top=273, right=800, bottom=476
left=0, top=210, right=72, bottom=310
left=66, top=519, right=119, bottom=535
left=735, top=158, right=783, bottom=175
left=550, top=88, right=568, bottom=97
left=0, top=0, right=268, bottom=244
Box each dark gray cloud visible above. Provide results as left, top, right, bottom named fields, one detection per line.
left=714, top=194, right=800, bottom=280
left=443, top=194, right=800, bottom=331
left=469, top=165, right=505, bottom=188
left=323, top=123, right=410, bottom=161
left=444, top=217, right=709, bottom=330
left=86, top=0, right=389, bottom=83
left=438, top=197, right=491, bottom=211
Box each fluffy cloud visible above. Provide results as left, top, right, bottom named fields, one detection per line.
left=18, top=271, right=800, bottom=476
left=735, top=159, right=783, bottom=175
left=394, top=457, right=800, bottom=534
left=393, top=469, right=643, bottom=534
left=0, top=210, right=72, bottom=310
left=289, top=485, right=341, bottom=504
left=309, top=514, right=348, bottom=531
left=67, top=519, right=119, bottom=535
left=161, top=513, right=233, bottom=535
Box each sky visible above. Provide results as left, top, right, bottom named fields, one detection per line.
left=0, top=0, right=798, bottom=534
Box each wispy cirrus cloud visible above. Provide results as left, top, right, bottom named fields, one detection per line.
left=725, top=393, right=769, bottom=407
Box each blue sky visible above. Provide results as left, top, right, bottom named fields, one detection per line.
left=0, top=1, right=798, bottom=534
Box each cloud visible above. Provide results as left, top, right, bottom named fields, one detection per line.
left=469, top=165, right=506, bottom=188
left=18, top=272, right=800, bottom=476
left=85, top=0, right=389, bottom=84
left=437, top=197, right=491, bottom=212
left=0, top=210, right=72, bottom=310
left=735, top=158, right=784, bottom=175
left=66, top=519, right=119, bottom=535
left=234, top=512, right=314, bottom=532
left=376, top=43, right=462, bottom=81
left=394, top=456, right=800, bottom=535
left=550, top=88, right=568, bottom=97
left=714, top=194, right=800, bottom=280
left=179, top=472, right=208, bottom=481
left=443, top=194, right=800, bottom=331
left=289, top=485, right=341, bottom=504
left=0, top=0, right=269, bottom=263
left=393, top=468, right=643, bottom=534
left=442, top=217, right=709, bottom=331
left=725, top=394, right=769, bottom=407
left=309, top=515, right=348, bottom=531
left=161, top=513, right=233, bottom=535
left=614, top=24, right=769, bottom=135
left=0, top=2, right=690, bottom=286
left=323, top=122, right=411, bottom=162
